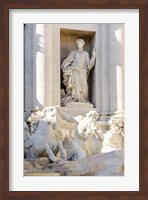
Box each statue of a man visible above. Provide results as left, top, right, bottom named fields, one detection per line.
left=61, top=39, right=96, bottom=105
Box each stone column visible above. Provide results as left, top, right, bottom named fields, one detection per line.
left=24, top=24, right=33, bottom=112
left=50, top=24, right=60, bottom=105
left=109, top=24, right=124, bottom=113
left=95, top=25, right=101, bottom=113
left=25, top=24, right=61, bottom=110
left=32, top=24, right=45, bottom=108
left=44, top=24, right=53, bottom=106
left=31, top=24, right=61, bottom=108
left=44, top=24, right=61, bottom=106
left=97, top=24, right=110, bottom=119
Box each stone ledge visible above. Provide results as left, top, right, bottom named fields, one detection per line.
left=61, top=102, right=95, bottom=116
left=24, top=172, right=61, bottom=176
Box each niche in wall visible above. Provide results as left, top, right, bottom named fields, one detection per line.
left=60, top=28, right=96, bottom=106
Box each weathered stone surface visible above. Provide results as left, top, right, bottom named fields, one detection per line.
left=52, top=150, right=124, bottom=176
left=24, top=157, right=49, bottom=171
left=24, top=150, right=124, bottom=176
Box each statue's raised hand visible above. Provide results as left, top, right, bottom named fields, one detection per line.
left=92, top=49, right=96, bottom=57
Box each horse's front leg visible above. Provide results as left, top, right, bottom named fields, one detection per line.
left=84, top=141, right=92, bottom=157
left=44, top=143, right=57, bottom=162
left=96, top=124, right=104, bottom=141
left=57, top=140, right=65, bottom=160
left=95, top=130, right=104, bottom=141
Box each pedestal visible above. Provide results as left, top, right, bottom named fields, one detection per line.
left=61, top=102, right=95, bottom=116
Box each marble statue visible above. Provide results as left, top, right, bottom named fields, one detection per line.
left=24, top=105, right=104, bottom=162
left=58, top=108, right=104, bottom=161
left=109, top=114, right=124, bottom=149
left=61, top=39, right=96, bottom=105
left=63, top=135, right=86, bottom=161
left=24, top=106, right=65, bottom=162
left=102, top=114, right=124, bottom=152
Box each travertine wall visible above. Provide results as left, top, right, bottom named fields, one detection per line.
left=24, top=23, right=124, bottom=117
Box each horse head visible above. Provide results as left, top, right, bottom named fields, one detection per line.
left=40, top=106, right=59, bottom=129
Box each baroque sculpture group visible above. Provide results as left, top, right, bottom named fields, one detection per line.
left=24, top=39, right=124, bottom=176
left=24, top=105, right=124, bottom=175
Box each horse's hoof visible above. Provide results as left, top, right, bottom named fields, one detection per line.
left=54, top=160, right=65, bottom=165
left=48, top=159, right=54, bottom=163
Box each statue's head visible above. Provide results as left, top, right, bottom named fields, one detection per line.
left=76, top=39, right=85, bottom=49
left=86, top=110, right=99, bottom=121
